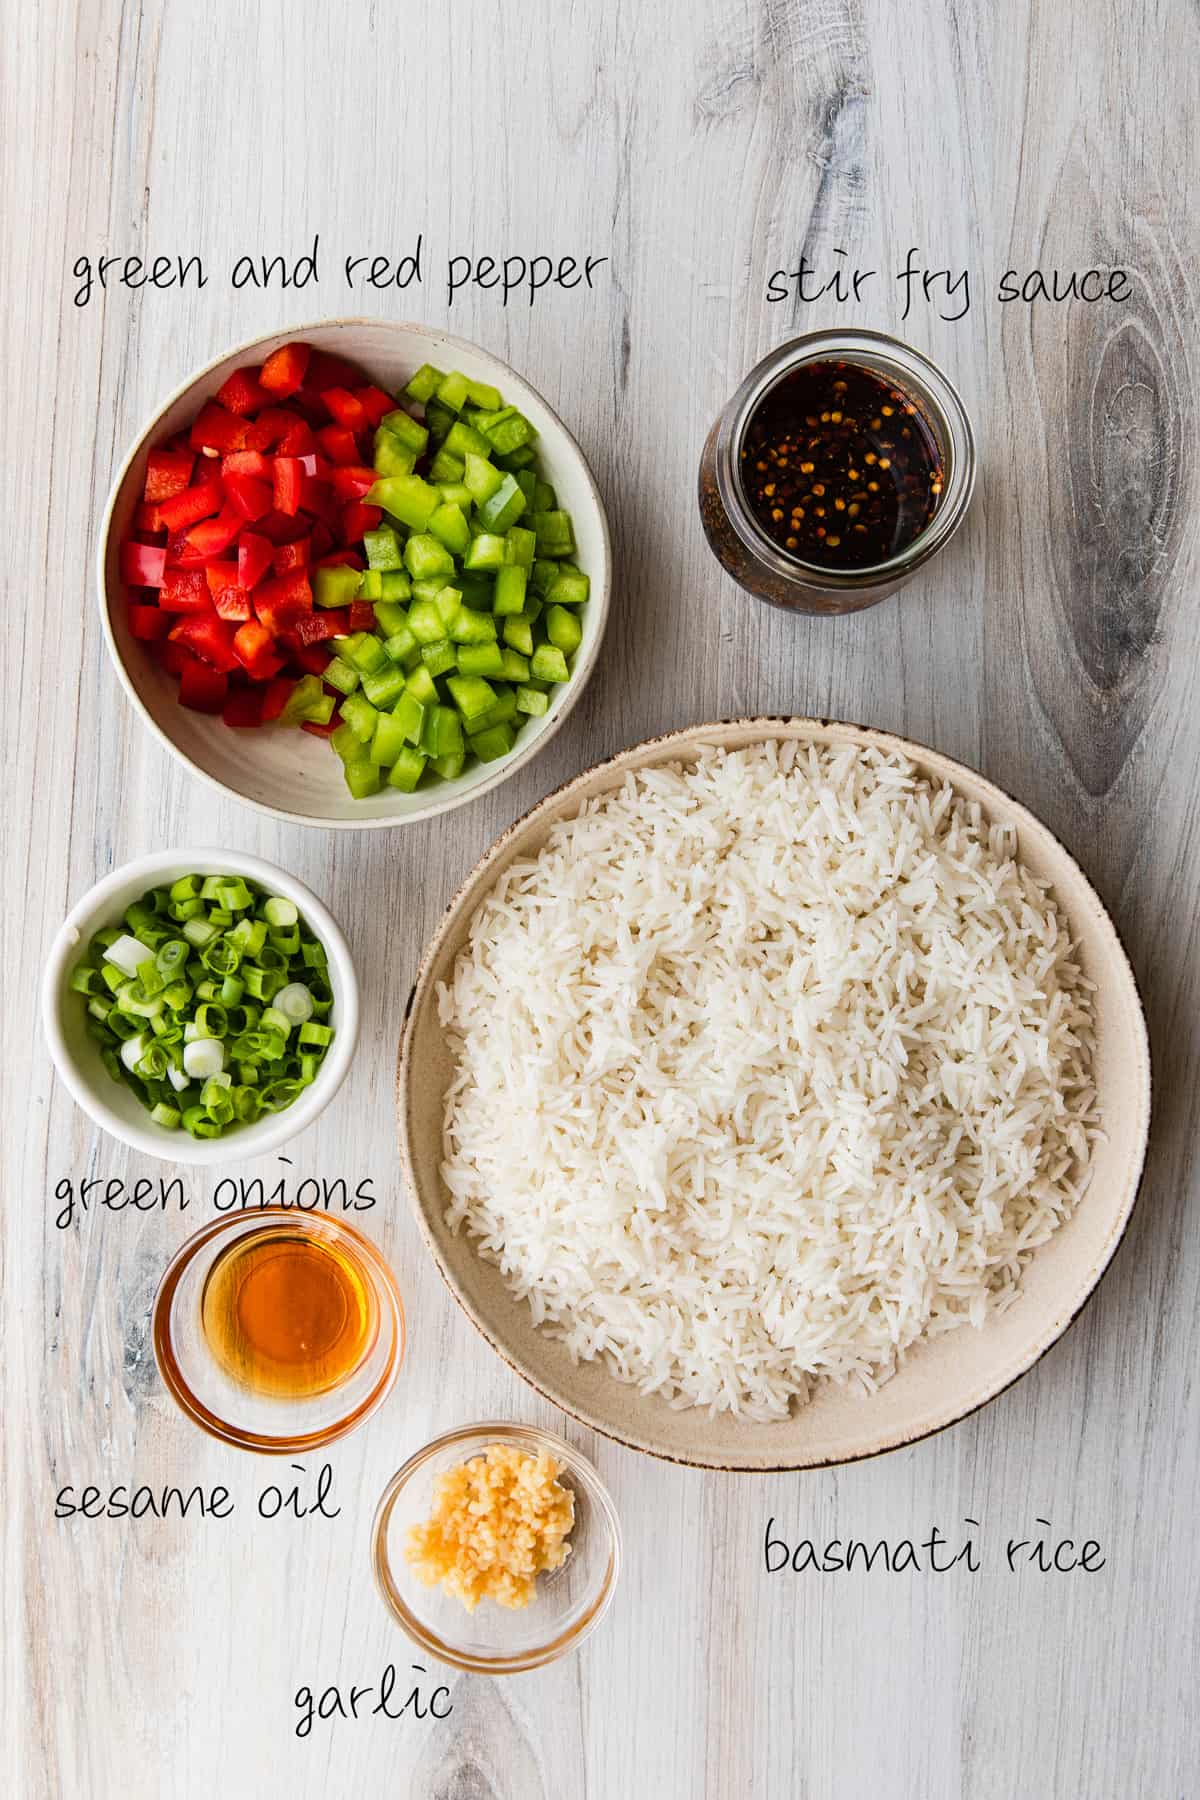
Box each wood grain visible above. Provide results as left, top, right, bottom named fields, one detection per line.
left=5, top=0, right=1199, bottom=1795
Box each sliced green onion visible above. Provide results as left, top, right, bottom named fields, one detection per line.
left=69, top=876, right=336, bottom=1138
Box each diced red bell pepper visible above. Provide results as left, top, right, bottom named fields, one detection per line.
left=317, top=548, right=364, bottom=569
left=156, top=638, right=194, bottom=677
left=354, top=385, right=395, bottom=427
left=134, top=502, right=166, bottom=535
left=299, top=481, right=339, bottom=531
left=222, top=686, right=265, bottom=728
left=156, top=476, right=224, bottom=532
left=320, top=387, right=369, bottom=432
left=254, top=569, right=312, bottom=634
left=272, top=456, right=306, bottom=516
left=340, top=500, right=382, bottom=545
left=348, top=601, right=377, bottom=632
left=221, top=449, right=274, bottom=480
left=261, top=674, right=295, bottom=721
left=128, top=604, right=169, bottom=640
left=143, top=448, right=195, bottom=502
left=291, top=609, right=347, bottom=645
left=237, top=532, right=273, bottom=591
left=158, top=569, right=212, bottom=612
left=304, top=349, right=363, bottom=393
left=246, top=407, right=301, bottom=452
left=253, top=508, right=310, bottom=546
left=189, top=402, right=249, bottom=454
left=211, top=589, right=253, bottom=623
left=259, top=342, right=311, bottom=397
left=330, top=464, right=377, bottom=501
left=317, top=424, right=361, bottom=466
left=301, top=717, right=341, bottom=739
left=178, top=658, right=228, bottom=713
left=206, top=565, right=254, bottom=621
left=310, top=520, right=335, bottom=558
left=169, top=613, right=240, bottom=672
left=232, top=619, right=285, bottom=681
left=215, top=367, right=270, bottom=417
left=120, top=541, right=167, bottom=587
left=285, top=641, right=332, bottom=676
left=223, top=472, right=273, bottom=521
left=277, top=417, right=316, bottom=456
left=272, top=538, right=311, bottom=575
left=185, top=503, right=243, bottom=560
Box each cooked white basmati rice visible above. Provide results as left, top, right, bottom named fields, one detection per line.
left=438, top=740, right=1099, bottom=1420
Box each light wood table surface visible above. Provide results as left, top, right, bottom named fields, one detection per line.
left=5, top=2, right=1198, bottom=1795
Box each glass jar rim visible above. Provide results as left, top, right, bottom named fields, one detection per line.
left=717, top=328, right=976, bottom=590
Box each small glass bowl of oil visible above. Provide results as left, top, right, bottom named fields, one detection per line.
left=153, top=1208, right=405, bottom=1452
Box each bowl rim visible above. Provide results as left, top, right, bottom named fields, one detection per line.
left=371, top=1419, right=622, bottom=1674
left=41, top=847, right=360, bottom=1164
left=152, top=1205, right=405, bottom=1452
left=396, top=714, right=1153, bottom=1471
left=95, top=316, right=613, bottom=830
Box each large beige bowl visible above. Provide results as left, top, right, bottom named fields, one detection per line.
left=98, top=320, right=611, bottom=828
left=398, top=719, right=1151, bottom=1470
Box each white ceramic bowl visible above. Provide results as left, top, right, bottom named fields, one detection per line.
left=98, top=320, right=612, bottom=828
left=43, top=850, right=359, bottom=1164
left=398, top=718, right=1153, bottom=1471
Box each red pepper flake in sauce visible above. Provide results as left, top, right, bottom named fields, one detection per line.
left=739, top=361, right=944, bottom=571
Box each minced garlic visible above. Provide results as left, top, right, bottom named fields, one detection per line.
left=404, top=1444, right=575, bottom=1612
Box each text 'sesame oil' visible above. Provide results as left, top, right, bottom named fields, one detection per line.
left=738, top=361, right=944, bottom=571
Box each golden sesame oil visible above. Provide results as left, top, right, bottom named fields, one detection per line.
left=200, top=1225, right=377, bottom=1399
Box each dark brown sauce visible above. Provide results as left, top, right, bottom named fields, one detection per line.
left=739, top=360, right=944, bottom=570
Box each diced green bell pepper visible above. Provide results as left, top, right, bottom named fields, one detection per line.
left=366, top=474, right=439, bottom=530
left=380, top=409, right=430, bottom=453
left=404, top=533, right=456, bottom=580
left=408, top=599, right=446, bottom=644
left=363, top=525, right=404, bottom=571
left=404, top=363, right=443, bottom=404
left=477, top=473, right=527, bottom=533
left=463, top=454, right=504, bottom=504
left=392, top=689, right=426, bottom=745
left=531, top=643, right=570, bottom=683
left=405, top=663, right=438, bottom=704
left=446, top=674, right=496, bottom=722
left=361, top=663, right=408, bottom=710
left=387, top=746, right=427, bottom=791
left=344, top=758, right=382, bottom=799
left=547, top=567, right=590, bottom=607
left=373, top=599, right=410, bottom=637
left=499, top=649, right=530, bottom=682
left=435, top=370, right=470, bottom=412
left=420, top=638, right=457, bottom=678
left=457, top=642, right=505, bottom=679
left=373, top=434, right=418, bottom=478
left=468, top=723, right=516, bottom=762
left=516, top=684, right=550, bottom=717
left=502, top=613, right=534, bottom=657
left=463, top=532, right=507, bottom=572
left=322, top=655, right=360, bottom=696
left=340, top=692, right=380, bottom=744
left=428, top=502, right=471, bottom=557
left=428, top=448, right=465, bottom=484
left=369, top=710, right=410, bottom=768
left=546, top=604, right=583, bottom=654
left=450, top=607, right=497, bottom=644
left=313, top=564, right=362, bottom=608
left=533, top=510, right=575, bottom=556
left=493, top=564, right=528, bottom=616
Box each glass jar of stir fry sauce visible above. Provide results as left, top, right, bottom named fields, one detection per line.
left=699, top=330, right=975, bottom=614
